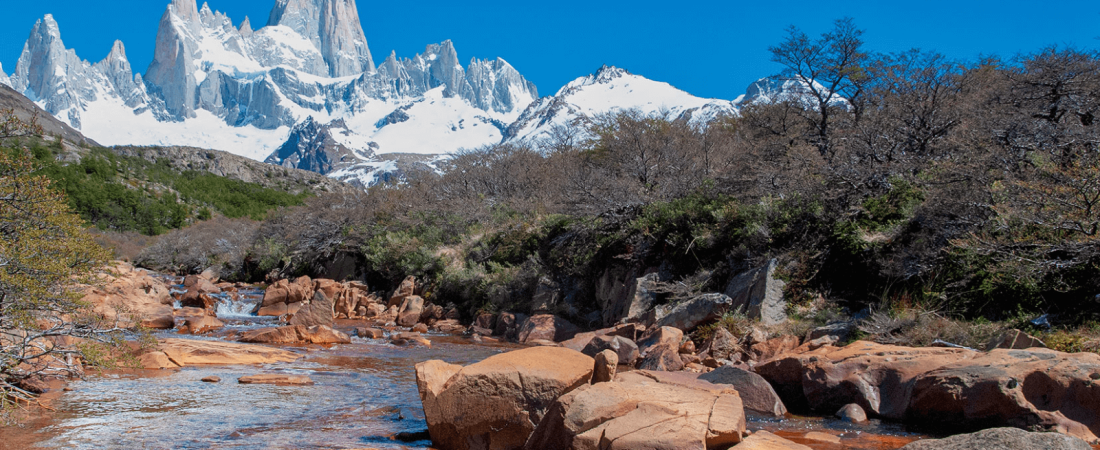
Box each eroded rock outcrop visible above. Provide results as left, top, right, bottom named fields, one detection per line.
left=84, top=262, right=175, bottom=329
left=908, top=348, right=1100, bottom=442
left=755, top=341, right=976, bottom=416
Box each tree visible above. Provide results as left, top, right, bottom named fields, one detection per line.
left=0, top=110, right=112, bottom=416
left=769, top=18, right=869, bottom=157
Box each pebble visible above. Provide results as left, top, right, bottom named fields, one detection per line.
left=201, top=376, right=221, bottom=383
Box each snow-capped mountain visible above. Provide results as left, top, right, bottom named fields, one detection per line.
left=733, top=76, right=849, bottom=110
left=8, top=0, right=537, bottom=163
left=6, top=0, right=827, bottom=187
left=504, top=65, right=738, bottom=145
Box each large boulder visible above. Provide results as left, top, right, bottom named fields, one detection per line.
left=638, top=326, right=684, bottom=353
left=256, top=276, right=313, bottom=316
left=524, top=370, right=746, bottom=449
left=724, top=259, right=787, bottom=325
left=700, top=326, right=740, bottom=362
left=388, top=275, right=417, bottom=307
left=700, top=366, right=787, bottom=417
left=899, top=427, right=1091, bottom=450
left=183, top=274, right=219, bottom=294
left=908, top=348, right=1100, bottom=442
left=517, top=314, right=580, bottom=343
left=656, top=293, right=734, bottom=332
left=755, top=341, right=976, bottom=415
left=637, top=343, right=685, bottom=372
left=414, top=346, right=594, bottom=450
left=288, top=290, right=335, bottom=328
left=582, top=335, right=640, bottom=367
left=157, top=339, right=300, bottom=366
left=397, top=295, right=425, bottom=327
left=495, top=312, right=528, bottom=340
left=179, top=315, right=225, bottom=335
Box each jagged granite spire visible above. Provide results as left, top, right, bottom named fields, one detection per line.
left=239, top=16, right=254, bottom=37
left=11, top=14, right=102, bottom=128
left=267, top=0, right=374, bottom=77
left=144, top=0, right=202, bottom=119
left=94, top=40, right=146, bottom=108
left=464, top=57, right=538, bottom=114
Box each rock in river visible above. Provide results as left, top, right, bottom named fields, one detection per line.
left=415, top=346, right=594, bottom=450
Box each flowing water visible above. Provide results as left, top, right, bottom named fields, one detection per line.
left=4, top=280, right=939, bottom=449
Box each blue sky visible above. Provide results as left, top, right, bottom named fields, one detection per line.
left=1, top=1, right=1098, bottom=100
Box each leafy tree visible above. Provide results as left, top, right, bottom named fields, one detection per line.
left=0, top=111, right=113, bottom=417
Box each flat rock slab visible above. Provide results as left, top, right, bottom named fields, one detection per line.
left=158, top=338, right=300, bottom=366
left=238, top=374, right=314, bottom=386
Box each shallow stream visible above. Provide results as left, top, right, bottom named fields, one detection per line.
left=5, top=279, right=939, bottom=449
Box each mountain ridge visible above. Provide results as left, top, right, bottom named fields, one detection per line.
left=5, top=0, right=820, bottom=187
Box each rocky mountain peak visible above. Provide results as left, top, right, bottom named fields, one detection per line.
left=12, top=14, right=92, bottom=124
left=592, top=65, right=628, bottom=83
left=170, top=0, right=201, bottom=23
left=267, top=0, right=374, bottom=77
left=94, top=40, right=146, bottom=108
left=239, top=16, right=254, bottom=37
left=0, top=63, right=10, bottom=88
left=265, top=115, right=360, bottom=174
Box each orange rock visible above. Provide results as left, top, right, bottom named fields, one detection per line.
left=909, top=348, right=1100, bottom=443
left=517, top=314, right=580, bottom=343
left=84, top=262, right=175, bottom=329
left=239, top=325, right=350, bottom=345
left=179, top=315, right=225, bottom=335
left=157, top=338, right=299, bottom=366
left=749, top=335, right=801, bottom=363
left=524, top=370, right=745, bottom=449
left=757, top=340, right=975, bottom=417
left=415, top=346, right=593, bottom=450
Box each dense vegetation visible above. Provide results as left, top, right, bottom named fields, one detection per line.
left=2, top=138, right=311, bottom=235
left=141, top=20, right=1100, bottom=332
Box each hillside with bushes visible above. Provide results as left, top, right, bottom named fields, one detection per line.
left=138, top=21, right=1100, bottom=343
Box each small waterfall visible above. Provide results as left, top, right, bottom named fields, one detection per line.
left=215, top=289, right=265, bottom=318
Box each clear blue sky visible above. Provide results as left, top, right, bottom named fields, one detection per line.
left=1, top=0, right=1098, bottom=100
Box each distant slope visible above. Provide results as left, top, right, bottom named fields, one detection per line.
left=0, top=84, right=96, bottom=146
